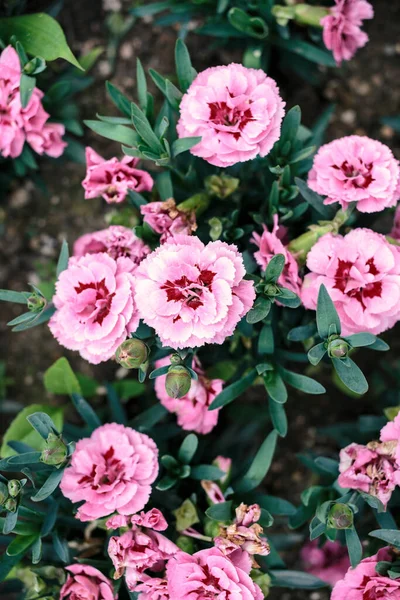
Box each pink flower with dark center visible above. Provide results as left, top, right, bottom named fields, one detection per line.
left=301, top=540, right=350, bottom=586
left=73, top=225, right=151, bottom=272
left=60, top=564, right=116, bottom=600
left=308, top=136, right=400, bottom=213
left=82, top=147, right=153, bottom=204
left=252, top=214, right=301, bottom=295
left=332, top=547, right=400, bottom=600
left=134, top=235, right=255, bottom=348
left=301, top=229, right=400, bottom=336
left=140, top=199, right=197, bottom=243
left=177, top=63, right=285, bottom=167
left=166, top=547, right=263, bottom=599
left=321, top=0, right=374, bottom=65
left=108, top=528, right=178, bottom=589
left=135, top=577, right=169, bottom=600
left=131, top=509, right=168, bottom=531
left=338, top=441, right=400, bottom=507
left=49, top=252, right=139, bottom=364
left=60, top=423, right=159, bottom=521
left=154, top=356, right=223, bottom=434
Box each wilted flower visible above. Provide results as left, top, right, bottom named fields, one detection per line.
left=140, top=199, right=197, bottom=243
left=82, top=147, right=153, bottom=203
left=60, top=423, right=159, bottom=521
left=134, top=235, right=255, bottom=348
left=135, top=577, right=170, bottom=600
left=201, top=480, right=225, bottom=504
left=60, top=564, right=116, bottom=600
left=302, top=229, right=400, bottom=336
left=177, top=63, right=285, bottom=167
left=235, top=503, right=261, bottom=527
left=308, top=136, right=400, bottom=213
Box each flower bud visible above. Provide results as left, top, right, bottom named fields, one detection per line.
left=115, top=338, right=149, bottom=369
left=264, top=283, right=280, bottom=297
left=327, top=503, right=353, bottom=530
left=4, top=497, right=17, bottom=512
left=205, top=174, right=240, bottom=199
left=8, top=479, right=22, bottom=498
left=213, top=456, right=232, bottom=486
left=176, top=535, right=196, bottom=554
left=173, top=499, right=199, bottom=532
left=251, top=571, right=271, bottom=597
left=41, top=432, right=68, bottom=467
left=178, top=193, right=210, bottom=216
left=165, top=365, right=191, bottom=399
left=27, top=293, right=46, bottom=313
left=0, top=482, right=8, bottom=506
left=204, top=518, right=221, bottom=539
left=328, top=338, right=350, bottom=359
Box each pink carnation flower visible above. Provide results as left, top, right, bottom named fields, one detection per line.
left=131, top=509, right=168, bottom=531
left=380, top=411, right=400, bottom=466
left=82, top=147, right=153, bottom=204
left=177, top=63, right=285, bottom=167
left=140, top=198, right=197, bottom=243
left=338, top=441, right=400, bottom=507
left=60, top=564, right=116, bottom=600
left=134, top=235, right=255, bottom=348
left=49, top=252, right=139, bottom=364
left=108, top=528, right=178, bottom=589
left=321, top=0, right=374, bottom=65
left=308, top=136, right=400, bottom=213
left=301, top=229, right=400, bottom=336
left=73, top=225, right=150, bottom=272
left=106, top=514, right=130, bottom=530
left=332, top=547, right=400, bottom=600
left=60, top=423, right=159, bottom=521
left=166, top=548, right=263, bottom=599
left=135, top=577, right=169, bottom=600
left=154, top=357, right=223, bottom=434
left=301, top=540, right=350, bottom=586
left=0, top=46, right=65, bottom=158
left=252, top=214, right=301, bottom=295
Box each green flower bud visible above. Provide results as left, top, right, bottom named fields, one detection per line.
left=27, top=293, right=46, bottom=313
left=205, top=174, right=240, bottom=199
left=328, top=338, right=350, bottom=359
left=115, top=338, right=149, bottom=369
left=327, top=503, right=354, bottom=530
left=204, top=518, right=221, bottom=539
left=251, top=571, right=271, bottom=597
left=173, top=499, right=199, bottom=532
left=0, top=482, right=8, bottom=506
left=264, top=283, right=280, bottom=297
left=8, top=479, right=22, bottom=498
left=4, top=497, right=17, bottom=512
left=176, top=535, right=196, bottom=554
left=170, top=353, right=183, bottom=365
left=41, top=432, right=68, bottom=467
left=165, top=365, right=191, bottom=399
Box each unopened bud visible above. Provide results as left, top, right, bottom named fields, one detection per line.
left=264, top=283, right=279, bottom=297
left=251, top=571, right=271, bottom=597
left=27, top=293, right=46, bottom=313
left=8, top=479, right=22, bottom=498
left=41, top=432, right=68, bottom=467
left=178, top=192, right=210, bottom=216
left=327, top=503, right=353, bottom=530
left=0, top=482, right=8, bottom=506
left=176, top=535, right=196, bottom=554
left=328, top=338, right=350, bottom=359
left=5, top=497, right=17, bottom=512
left=173, top=499, right=199, bottom=532
left=115, top=338, right=149, bottom=369
left=165, top=365, right=191, bottom=399
left=204, top=519, right=221, bottom=539
left=205, top=174, right=240, bottom=199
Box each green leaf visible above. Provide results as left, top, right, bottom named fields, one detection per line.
left=287, top=322, right=317, bottom=342
left=269, top=398, right=287, bottom=437
left=344, top=333, right=377, bottom=348
left=0, top=14, right=82, bottom=69
left=280, top=106, right=301, bottom=147
left=345, top=527, right=363, bottom=568
left=31, top=468, right=64, bottom=502
left=246, top=297, right=272, bottom=324
left=235, top=430, right=278, bottom=493
left=367, top=338, right=390, bottom=352
left=56, top=240, right=69, bottom=277
left=131, top=404, right=168, bottom=430
left=258, top=323, right=274, bottom=355
left=84, top=120, right=139, bottom=146
left=113, top=379, right=145, bottom=401
left=44, top=357, right=81, bottom=396
left=308, top=342, right=326, bottom=366
left=294, top=178, right=334, bottom=219
left=3, top=510, right=18, bottom=535
left=31, top=537, right=42, bottom=564
left=280, top=368, right=325, bottom=394
left=206, top=501, right=232, bottom=521
left=314, top=457, right=339, bottom=477
left=332, top=357, right=368, bottom=395
left=131, top=103, right=164, bottom=154
left=264, top=253, right=285, bottom=282
left=273, top=36, right=336, bottom=67
left=190, top=465, right=225, bottom=481
left=369, top=529, right=400, bottom=548
left=156, top=171, right=173, bottom=201
left=175, top=39, right=195, bottom=93
left=1, top=404, right=63, bottom=458
left=19, top=73, right=35, bottom=108
left=316, top=284, right=341, bottom=338
left=27, top=412, right=58, bottom=439
left=171, top=136, right=202, bottom=158
left=289, top=145, right=316, bottom=164
left=264, top=371, right=288, bottom=404
left=156, top=475, right=177, bottom=491
left=53, top=530, right=70, bottom=563
left=178, top=434, right=198, bottom=464
left=70, top=393, right=101, bottom=431
left=106, top=81, right=131, bottom=117
left=6, top=534, right=38, bottom=557
left=106, top=383, right=127, bottom=425
left=0, top=290, right=29, bottom=304
left=0, top=548, right=26, bottom=582
left=228, top=7, right=269, bottom=39
left=269, top=569, right=327, bottom=589
left=208, top=369, right=257, bottom=411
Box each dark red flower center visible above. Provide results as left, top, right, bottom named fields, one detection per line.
left=208, top=99, right=254, bottom=140
left=77, top=446, right=124, bottom=489
left=74, top=278, right=115, bottom=325
left=161, top=269, right=216, bottom=311
left=333, top=159, right=374, bottom=189
left=333, top=258, right=382, bottom=309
